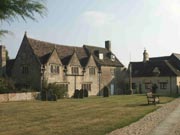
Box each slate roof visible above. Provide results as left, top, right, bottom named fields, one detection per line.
left=130, top=53, right=180, bottom=77
left=83, top=45, right=124, bottom=67
left=24, top=35, right=123, bottom=67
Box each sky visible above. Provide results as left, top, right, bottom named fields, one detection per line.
left=1, top=0, right=180, bottom=67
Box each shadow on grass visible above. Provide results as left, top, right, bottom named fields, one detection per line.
left=124, top=103, right=150, bottom=107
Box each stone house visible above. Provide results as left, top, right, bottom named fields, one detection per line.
left=129, top=50, right=180, bottom=95
left=0, top=33, right=125, bottom=97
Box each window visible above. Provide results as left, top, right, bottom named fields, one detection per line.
left=50, top=64, right=59, bottom=74
left=89, top=67, right=95, bottom=75
left=71, top=67, right=79, bottom=75
left=111, top=54, right=115, bottom=61
left=160, top=82, right=167, bottom=89
left=82, top=83, right=91, bottom=91
left=22, top=65, right=29, bottom=74
left=145, top=83, right=151, bottom=89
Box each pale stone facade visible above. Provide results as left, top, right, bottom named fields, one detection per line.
left=1, top=33, right=125, bottom=97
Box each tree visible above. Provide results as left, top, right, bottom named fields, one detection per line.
left=0, top=0, right=46, bottom=37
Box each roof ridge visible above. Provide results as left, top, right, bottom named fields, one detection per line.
left=164, top=60, right=179, bottom=75
left=27, top=36, right=80, bottom=48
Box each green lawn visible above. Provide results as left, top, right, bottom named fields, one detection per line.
left=0, top=95, right=175, bottom=135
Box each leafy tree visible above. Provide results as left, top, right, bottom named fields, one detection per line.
left=0, top=0, right=46, bottom=37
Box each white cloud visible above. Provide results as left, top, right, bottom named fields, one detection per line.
left=81, top=11, right=115, bottom=27
left=155, top=0, right=180, bottom=21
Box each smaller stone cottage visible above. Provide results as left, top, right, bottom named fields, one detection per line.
left=129, top=50, right=180, bottom=95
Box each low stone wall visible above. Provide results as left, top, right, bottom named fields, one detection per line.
left=0, top=92, right=40, bottom=102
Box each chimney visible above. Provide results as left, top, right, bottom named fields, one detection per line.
left=143, top=49, right=149, bottom=62
left=105, top=40, right=111, bottom=51
left=0, top=45, right=6, bottom=76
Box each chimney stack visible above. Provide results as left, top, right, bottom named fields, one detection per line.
left=105, top=40, right=111, bottom=52
left=0, top=45, right=6, bottom=76
left=143, top=49, right=149, bottom=63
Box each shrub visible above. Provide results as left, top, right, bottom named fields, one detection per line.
left=74, top=89, right=79, bottom=98
left=84, top=89, right=88, bottom=97
left=79, top=89, right=84, bottom=98
left=41, top=83, right=67, bottom=100
left=0, top=77, right=16, bottom=94
left=48, top=83, right=67, bottom=99
left=152, top=84, right=158, bottom=94
left=103, top=86, right=109, bottom=97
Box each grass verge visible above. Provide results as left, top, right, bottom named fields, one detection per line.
left=0, top=95, right=175, bottom=135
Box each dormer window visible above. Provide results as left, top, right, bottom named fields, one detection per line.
left=111, top=54, right=115, bottom=61
left=99, top=53, right=103, bottom=60
left=153, top=67, right=160, bottom=76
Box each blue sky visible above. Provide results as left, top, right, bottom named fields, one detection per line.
left=1, top=0, right=180, bottom=67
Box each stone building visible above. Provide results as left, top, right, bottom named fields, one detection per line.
left=0, top=33, right=125, bottom=97
left=129, top=50, right=180, bottom=95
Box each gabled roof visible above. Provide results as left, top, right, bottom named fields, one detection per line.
left=130, top=53, right=180, bottom=77
left=26, top=36, right=88, bottom=66
left=83, top=45, right=124, bottom=67
left=22, top=34, right=123, bottom=67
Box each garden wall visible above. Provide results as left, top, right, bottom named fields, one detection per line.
left=0, top=92, right=40, bottom=102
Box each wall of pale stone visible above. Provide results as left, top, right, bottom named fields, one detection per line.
left=0, top=92, right=40, bottom=102
left=132, top=76, right=178, bottom=95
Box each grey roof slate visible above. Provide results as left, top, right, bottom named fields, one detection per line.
left=130, top=53, right=180, bottom=77
left=24, top=35, right=123, bottom=67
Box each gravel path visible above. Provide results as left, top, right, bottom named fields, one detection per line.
left=108, top=98, right=180, bottom=135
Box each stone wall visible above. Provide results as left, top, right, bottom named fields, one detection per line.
left=0, top=92, right=40, bottom=102
left=12, top=37, right=41, bottom=90
left=132, top=76, right=178, bottom=95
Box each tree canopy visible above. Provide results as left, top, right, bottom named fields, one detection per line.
left=0, top=0, right=46, bottom=37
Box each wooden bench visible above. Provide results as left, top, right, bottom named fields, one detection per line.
left=146, top=92, right=160, bottom=105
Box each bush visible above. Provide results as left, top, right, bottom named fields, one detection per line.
left=0, top=77, right=16, bottom=94
left=48, top=83, right=67, bottom=99
left=103, top=86, right=109, bottom=97
left=41, top=83, right=67, bottom=100
left=79, top=89, right=84, bottom=98
left=84, top=89, right=88, bottom=97
left=152, top=84, right=158, bottom=93
left=74, top=89, right=80, bottom=98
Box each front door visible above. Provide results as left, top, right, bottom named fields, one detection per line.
left=110, top=84, right=114, bottom=95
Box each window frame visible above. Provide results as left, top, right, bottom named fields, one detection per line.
left=50, top=64, right=60, bottom=74
left=71, top=66, right=79, bottom=75
left=160, top=82, right=167, bottom=89
left=89, top=67, right=96, bottom=75
left=82, top=83, right=91, bottom=91
left=22, top=65, right=29, bottom=74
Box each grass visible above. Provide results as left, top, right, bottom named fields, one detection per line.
left=0, top=95, right=175, bottom=135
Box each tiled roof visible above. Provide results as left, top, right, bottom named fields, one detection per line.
left=27, top=37, right=88, bottom=66
left=130, top=54, right=180, bottom=77
left=24, top=35, right=123, bottom=67
left=83, top=45, right=124, bottom=67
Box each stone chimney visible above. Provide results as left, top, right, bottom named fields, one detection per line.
left=143, top=49, right=149, bottom=62
left=105, top=40, right=111, bottom=51
left=0, top=45, right=6, bottom=76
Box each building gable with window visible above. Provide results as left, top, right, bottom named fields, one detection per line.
left=129, top=50, right=180, bottom=95
left=1, top=33, right=125, bottom=97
